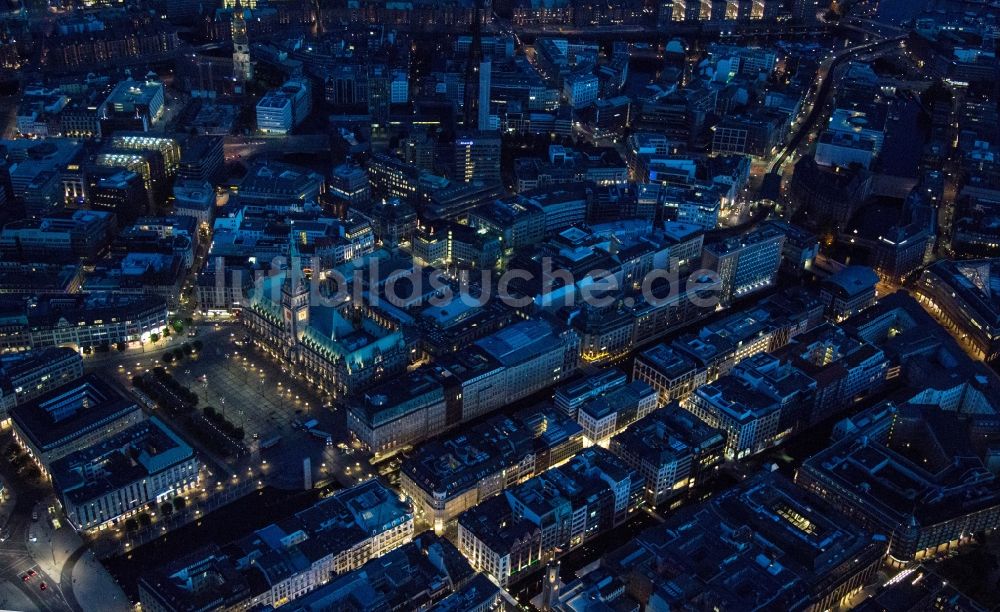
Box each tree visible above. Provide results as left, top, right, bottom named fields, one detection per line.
left=124, top=518, right=139, bottom=532
left=173, top=320, right=184, bottom=333
left=138, top=513, right=152, bottom=527
left=192, top=340, right=204, bottom=352
left=162, top=352, right=175, bottom=364
left=150, top=333, right=161, bottom=344
left=183, top=343, right=194, bottom=355
left=160, top=503, right=173, bottom=516
left=173, top=497, right=187, bottom=512
left=117, top=341, right=127, bottom=352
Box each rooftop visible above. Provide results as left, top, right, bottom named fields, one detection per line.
left=105, top=79, right=163, bottom=109
left=428, top=573, right=505, bottom=612
left=351, top=370, right=444, bottom=428
left=823, top=266, right=879, bottom=300
left=605, top=472, right=884, bottom=610
left=0, top=292, right=166, bottom=330
left=692, top=376, right=781, bottom=424
left=401, top=414, right=533, bottom=497
left=611, top=406, right=724, bottom=466
left=554, top=369, right=628, bottom=406
left=801, top=403, right=1000, bottom=529
left=283, top=532, right=474, bottom=612
left=51, top=417, right=194, bottom=505
left=229, top=479, right=412, bottom=589
left=237, top=161, right=323, bottom=200
left=138, top=546, right=250, bottom=612
left=637, top=344, right=700, bottom=380
left=475, top=318, right=567, bottom=367
left=579, top=381, right=655, bottom=421
left=0, top=346, right=81, bottom=398
left=459, top=447, right=637, bottom=550
left=854, top=565, right=986, bottom=612
left=704, top=223, right=785, bottom=257
left=922, top=259, right=1000, bottom=329
left=11, top=374, right=143, bottom=454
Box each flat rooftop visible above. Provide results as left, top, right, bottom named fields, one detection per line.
left=11, top=374, right=142, bottom=453
left=637, top=344, right=700, bottom=380
left=51, top=417, right=193, bottom=505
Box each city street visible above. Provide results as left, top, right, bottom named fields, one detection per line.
left=768, top=34, right=907, bottom=176
left=0, top=434, right=129, bottom=612
left=0, top=446, right=72, bottom=611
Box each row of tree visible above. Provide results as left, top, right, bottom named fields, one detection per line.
left=133, top=368, right=199, bottom=411
left=123, top=497, right=187, bottom=532
left=203, top=405, right=246, bottom=441
left=161, top=340, right=204, bottom=364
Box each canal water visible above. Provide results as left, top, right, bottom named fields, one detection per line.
left=104, top=486, right=320, bottom=602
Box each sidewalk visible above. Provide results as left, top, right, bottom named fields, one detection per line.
left=71, top=548, right=132, bottom=612
left=27, top=500, right=131, bottom=611
left=0, top=481, right=16, bottom=532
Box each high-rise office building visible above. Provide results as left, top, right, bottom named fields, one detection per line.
left=368, top=64, right=391, bottom=137
left=177, top=135, right=224, bottom=184
left=89, top=169, right=148, bottom=225
left=453, top=131, right=501, bottom=184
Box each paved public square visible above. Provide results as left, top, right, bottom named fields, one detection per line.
left=96, top=324, right=380, bottom=492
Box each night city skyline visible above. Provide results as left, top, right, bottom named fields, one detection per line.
left=0, top=0, right=997, bottom=610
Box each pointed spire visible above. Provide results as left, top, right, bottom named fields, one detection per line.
left=462, top=0, right=485, bottom=129
left=284, top=226, right=306, bottom=294
left=288, top=225, right=301, bottom=261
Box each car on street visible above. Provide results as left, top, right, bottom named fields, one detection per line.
left=39, top=582, right=46, bottom=591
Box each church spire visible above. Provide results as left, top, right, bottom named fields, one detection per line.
left=462, top=0, right=485, bottom=129
left=284, top=227, right=307, bottom=295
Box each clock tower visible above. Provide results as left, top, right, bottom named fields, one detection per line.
left=282, top=233, right=310, bottom=344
